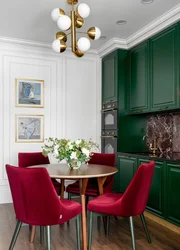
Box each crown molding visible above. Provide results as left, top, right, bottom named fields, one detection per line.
left=0, top=36, right=98, bottom=56
left=126, top=3, right=180, bottom=49
left=97, top=37, right=127, bottom=58
left=98, top=4, right=180, bottom=57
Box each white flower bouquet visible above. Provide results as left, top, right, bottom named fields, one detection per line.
left=42, top=138, right=99, bottom=169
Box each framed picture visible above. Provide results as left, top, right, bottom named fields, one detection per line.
left=15, top=78, right=44, bottom=108
left=15, top=114, right=44, bottom=143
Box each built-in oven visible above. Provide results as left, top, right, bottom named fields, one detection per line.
left=101, top=101, right=118, bottom=130
left=101, top=130, right=117, bottom=154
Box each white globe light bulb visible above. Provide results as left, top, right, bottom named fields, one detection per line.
left=57, top=15, right=71, bottom=31
left=78, top=3, right=90, bottom=18
left=77, top=37, right=91, bottom=52
left=52, top=40, right=60, bottom=53
left=94, top=27, right=101, bottom=40
left=51, top=8, right=64, bottom=22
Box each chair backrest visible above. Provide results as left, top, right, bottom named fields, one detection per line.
left=88, top=153, right=116, bottom=192
left=6, top=164, right=63, bottom=226
left=18, top=152, right=50, bottom=168
left=119, top=161, right=155, bottom=217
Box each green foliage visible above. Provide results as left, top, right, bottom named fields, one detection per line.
left=42, top=138, right=99, bottom=165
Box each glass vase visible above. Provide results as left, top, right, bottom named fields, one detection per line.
left=67, top=159, right=82, bottom=170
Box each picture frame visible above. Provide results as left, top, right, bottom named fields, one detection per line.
left=15, top=78, right=44, bottom=108
left=15, top=114, right=44, bottom=143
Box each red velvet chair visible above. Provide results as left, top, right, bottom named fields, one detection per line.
left=6, top=164, right=82, bottom=250
left=87, top=160, right=155, bottom=250
left=18, top=152, right=61, bottom=195
left=18, top=152, right=62, bottom=242
left=66, top=153, right=116, bottom=201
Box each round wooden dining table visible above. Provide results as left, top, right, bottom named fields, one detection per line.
left=29, top=163, right=118, bottom=250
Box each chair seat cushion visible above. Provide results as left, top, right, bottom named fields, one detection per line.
left=87, top=193, right=123, bottom=215
left=58, top=199, right=82, bottom=224
left=66, top=181, right=99, bottom=197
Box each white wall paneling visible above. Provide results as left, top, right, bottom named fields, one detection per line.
left=0, top=41, right=100, bottom=203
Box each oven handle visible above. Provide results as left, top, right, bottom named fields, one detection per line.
left=101, top=108, right=117, bottom=112
left=101, top=136, right=117, bottom=139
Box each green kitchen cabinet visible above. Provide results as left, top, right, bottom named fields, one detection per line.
left=150, top=24, right=179, bottom=111
left=166, top=162, right=180, bottom=226
left=138, top=158, right=165, bottom=217
left=102, top=49, right=127, bottom=105
left=114, top=154, right=137, bottom=193
left=102, top=50, right=118, bottom=104
left=128, top=41, right=149, bottom=114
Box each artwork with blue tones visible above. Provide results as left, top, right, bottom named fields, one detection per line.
left=16, top=114, right=44, bottom=142
left=15, top=78, right=44, bottom=108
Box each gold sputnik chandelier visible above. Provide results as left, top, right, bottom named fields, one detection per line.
left=51, top=0, right=101, bottom=57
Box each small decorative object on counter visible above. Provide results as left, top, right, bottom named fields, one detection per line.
left=42, top=138, right=99, bottom=169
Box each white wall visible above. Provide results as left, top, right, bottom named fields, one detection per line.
left=0, top=41, right=101, bottom=203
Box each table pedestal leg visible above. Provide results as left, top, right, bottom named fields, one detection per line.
left=79, top=178, right=88, bottom=250
left=60, top=179, right=65, bottom=199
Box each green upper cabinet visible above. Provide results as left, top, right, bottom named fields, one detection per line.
left=150, top=24, right=179, bottom=111
left=102, top=50, right=118, bottom=104
left=102, top=49, right=127, bottom=105
left=128, top=41, right=149, bottom=114
left=166, top=162, right=180, bottom=226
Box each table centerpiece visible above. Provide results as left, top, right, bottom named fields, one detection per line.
left=42, top=138, right=99, bottom=169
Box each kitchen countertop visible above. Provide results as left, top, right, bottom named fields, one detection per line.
left=119, top=152, right=180, bottom=163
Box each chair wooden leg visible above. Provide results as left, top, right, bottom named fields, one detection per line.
left=9, top=220, right=22, bottom=250
left=46, top=226, right=51, bottom=250
left=140, top=213, right=152, bottom=243
left=30, top=225, right=36, bottom=243
left=129, top=216, right=136, bottom=250
left=40, top=226, right=44, bottom=245
left=85, top=196, right=89, bottom=207
left=88, top=211, right=93, bottom=250
left=76, top=214, right=81, bottom=250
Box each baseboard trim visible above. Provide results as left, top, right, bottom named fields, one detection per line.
left=144, top=211, right=180, bottom=235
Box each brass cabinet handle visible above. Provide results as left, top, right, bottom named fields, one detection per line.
left=101, top=108, right=117, bottom=112
left=119, top=155, right=129, bottom=158
left=101, top=136, right=117, bottom=139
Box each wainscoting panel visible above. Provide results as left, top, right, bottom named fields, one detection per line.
left=0, top=42, right=100, bottom=203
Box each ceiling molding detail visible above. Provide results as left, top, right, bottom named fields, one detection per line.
left=127, top=3, right=180, bottom=48
left=98, top=37, right=127, bottom=58
left=0, top=36, right=98, bottom=56
left=98, top=3, right=180, bottom=57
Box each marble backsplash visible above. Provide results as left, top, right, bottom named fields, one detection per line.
left=146, top=113, right=180, bottom=154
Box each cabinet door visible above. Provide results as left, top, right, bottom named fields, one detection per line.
left=150, top=24, right=179, bottom=111
left=138, top=159, right=165, bottom=217
left=102, top=51, right=118, bottom=104
left=128, top=41, right=149, bottom=114
left=166, top=163, right=180, bottom=226
left=114, top=155, right=137, bottom=193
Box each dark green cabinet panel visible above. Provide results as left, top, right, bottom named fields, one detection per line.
left=150, top=25, right=179, bottom=111
left=138, top=158, right=165, bottom=217
left=102, top=51, right=118, bottom=104
left=166, top=163, right=180, bottom=226
left=116, top=155, right=137, bottom=193
left=128, top=42, right=149, bottom=113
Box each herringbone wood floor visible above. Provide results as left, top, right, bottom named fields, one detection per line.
left=0, top=203, right=180, bottom=250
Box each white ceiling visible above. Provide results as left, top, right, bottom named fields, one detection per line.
left=0, top=0, right=180, bottom=49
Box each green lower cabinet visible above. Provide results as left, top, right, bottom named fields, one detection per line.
left=115, top=155, right=137, bottom=193
left=166, top=163, right=180, bottom=226
left=138, top=158, right=165, bottom=217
